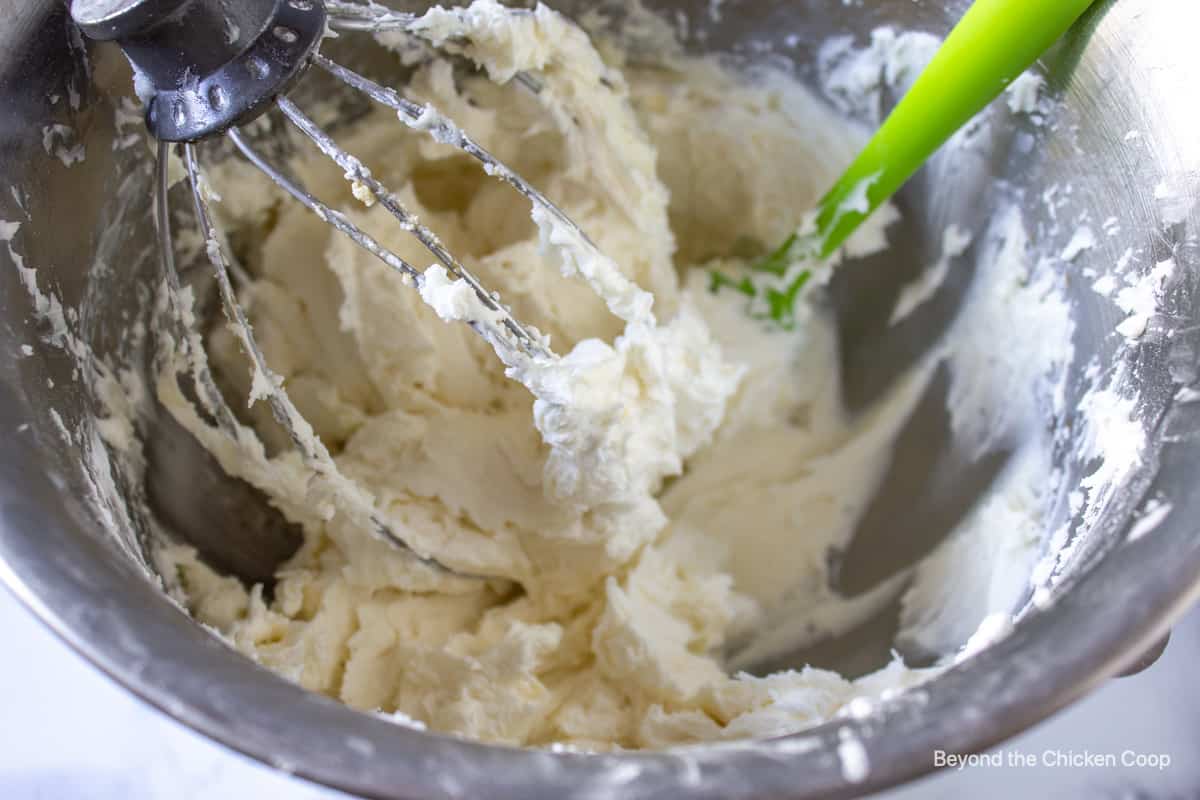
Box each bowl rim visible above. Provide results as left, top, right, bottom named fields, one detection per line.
left=3, top=467, right=1197, bottom=800
left=4, top=0, right=1200, bottom=795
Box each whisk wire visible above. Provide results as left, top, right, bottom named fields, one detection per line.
left=313, top=54, right=599, bottom=259
left=175, top=140, right=449, bottom=570
left=155, top=141, right=249, bottom=439
left=323, top=0, right=418, bottom=32
left=227, top=127, right=420, bottom=284
left=274, top=94, right=551, bottom=358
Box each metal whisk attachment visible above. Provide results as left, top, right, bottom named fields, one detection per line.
left=69, top=0, right=609, bottom=573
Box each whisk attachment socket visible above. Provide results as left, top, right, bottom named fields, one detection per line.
left=70, top=0, right=327, bottom=142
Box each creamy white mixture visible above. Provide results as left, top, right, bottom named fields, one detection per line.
left=141, top=1, right=1068, bottom=750
left=0, top=2, right=1179, bottom=772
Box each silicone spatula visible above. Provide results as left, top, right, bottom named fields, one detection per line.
left=769, top=0, right=1096, bottom=266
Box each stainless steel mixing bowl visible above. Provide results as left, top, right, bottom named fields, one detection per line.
left=1, top=1, right=1198, bottom=797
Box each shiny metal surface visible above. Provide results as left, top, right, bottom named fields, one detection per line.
left=0, top=1, right=1198, bottom=798
left=71, top=0, right=329, bottom=141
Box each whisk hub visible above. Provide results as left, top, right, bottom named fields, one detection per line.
left=70, top=0, right=327, bottom=141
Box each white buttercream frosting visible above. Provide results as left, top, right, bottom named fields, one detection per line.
left=150, top=1, right=1076, bottom=750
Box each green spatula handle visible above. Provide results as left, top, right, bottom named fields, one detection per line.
left=811, top=0, right=1095, bottom=258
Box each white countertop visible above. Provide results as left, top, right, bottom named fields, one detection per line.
left=1, top=586, right=1197, bottom=799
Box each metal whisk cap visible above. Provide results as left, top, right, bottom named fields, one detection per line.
left=71, top=0, right=327, bottom=142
